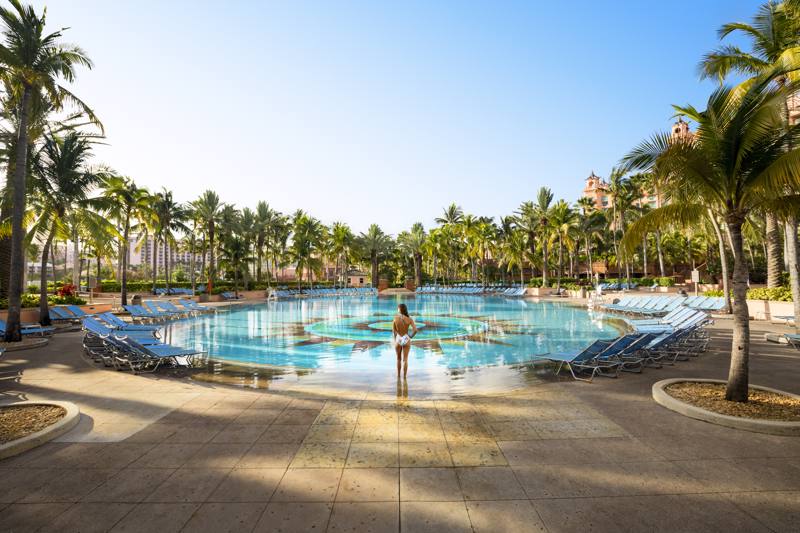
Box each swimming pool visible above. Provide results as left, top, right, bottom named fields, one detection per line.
left=164, top=295, right=621, bottom=374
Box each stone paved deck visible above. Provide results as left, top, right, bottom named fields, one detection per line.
left=0, top=320, right=799, bottom=532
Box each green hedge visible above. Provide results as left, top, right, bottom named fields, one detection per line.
left=704, top=286, right=793, bottom=302
left=0, top=294, right=87, bottom=309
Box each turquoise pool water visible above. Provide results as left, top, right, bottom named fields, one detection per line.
left=164, top=295, right=621, bottom=372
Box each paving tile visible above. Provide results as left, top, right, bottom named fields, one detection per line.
left=26, top=442, right=108, bottom=469
left=110, top=502, right=200, bottom=532
left=253, top=502, right=332, bottom=532
left=236, top=443, right=300, bottom=468
left=290, top=442, right=349, bottom=468
left=303, top=424, right=355, bottom=443
left=184, top=443, right=252, bottom=468
left=212, top=424, right=268, bottom=444
left=466, top=500, right=546, bottom=533
left=38, top=502, right=134, bottom=533
left=272, top=468, right=342, bottom=502
left=0, top=467, right=52, bottom=503
left=144, top=468, right=229, bottom=503
left=20, top=468, right=118, bottom=503
left=400, top=468, right=462, bottom=501
left=358, top=409, right=398, bottom=426
left=181, top=502, right=266, bottom=532
left=723, top=491, right=800, bottom=533
left=288, top=398, right=326, bottom=410
left=676, top=458, right=800, bottom=492
left=400, top=501, right=472, bottom=533
left=163, top=423, right=224, bottom=444
left=231, top=408, right=282, bottom=425
left=274, top=409, right=322, bottom=425
left=0, top=503, right=73, bottom=533
left=398, top=442, right=453, bottom=467
left=337, top=468, right=399, bottom=502
left=257, top=424, right=311, bottom=443
left=209, top=468, right=284, bottom=502
left=455, top=467, right=526, bottom=500
left=129, top=442, right=203, bottom=469
left=346, top=443, right=399, bottom=468
left=83, top=468, right=176, bottom=502
left=327, top=502, right=399, bottom=532
left=353, top=423, right=399, bottom=443
left=123, top=422, right=178, bottom=443
left=398, top=423, right=445, bottom=443
left=448, top=442, right=506, bottom=466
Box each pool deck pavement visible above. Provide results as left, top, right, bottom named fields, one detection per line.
left=0, top=319, right=799, bottom=532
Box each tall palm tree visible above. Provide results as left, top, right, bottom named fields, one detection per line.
left=502, top=229, right=528, bottom=285
left=193, top=190, right=223, bottom=292
left=254, top=201, right=276, bottom=284
left=359, top=224, right=393, bottom=288
left=549, top=200, right=577, bottom=291
left=29, top=132, right=102, bottom=324
left=219, top=236, right=251, bottom=297
left=516, top=187, right=554, bottom=285
left=101, top=175, right=150, bottom=306
left=398, top=222, right=427, bottom=288
left=330, top=221, right=354, bottom=288
left=154, top=189, right=189, bottom=293
left=622, top=77, right=800, bottom=402
left=700, top=0, right=800, bottom=292
left=0, top=1, right=95, bottom=340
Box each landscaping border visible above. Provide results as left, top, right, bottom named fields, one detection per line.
left=0, top=401, right=80, bottom=459
left=652, top=378, right=800, bottom=436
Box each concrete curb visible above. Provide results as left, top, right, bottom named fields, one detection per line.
left=0, top=337, right=50, bottom=352
left=652, top=378, right=800, bottom=436
left=0, top=401, right=81, bottom=459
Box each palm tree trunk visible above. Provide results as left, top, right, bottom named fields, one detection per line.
left=642, top=236, right=648, bottom=277
left=39, top=226, right=56, bottom=326
left=585, top=236, right=591, bottom=278
left=725, top=217, right=750, bottom=402
left=556, top=235, right=563, bottom=291
left=542, top=239, right=549, bottom=287
left=72, top=228, right=80, bottom=288
left=371, top=252, right=379, bottom=289
left=709, top=212, right=732, bottom=314
left=208, top=224, right=215, bottom=292
left=4, top=86, right=32, bottom=342
left=121, top=213, right=131, bottom=306
left=766, top=213, right=783, bottom=287
left=784, top=217, right=800, bottom=333
left=190, top=231, right=196, bottom=296
left=655, top=230, right=665, bottom=277
left=151, top=237, right=158, bottom=293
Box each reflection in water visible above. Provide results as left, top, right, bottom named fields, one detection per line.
left=166, top=295, right=622, bottom=396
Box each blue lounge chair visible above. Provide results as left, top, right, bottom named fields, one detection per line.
left=97, top=312, right=161, bottom=333
left=535, top=339, right=621, bottom=382
left=66, top=305, right=95, bottom=318
left=82, top=317, right=162, bottom=345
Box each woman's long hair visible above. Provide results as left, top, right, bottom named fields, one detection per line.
left=398, top=303, right=409, bottom=317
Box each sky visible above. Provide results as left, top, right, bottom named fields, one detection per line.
left=38, top=0, right=757, bottom=235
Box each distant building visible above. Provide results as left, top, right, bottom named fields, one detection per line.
left=581, top=118, right=692, bottom=211
left=346, top=269, right=369, bottom=287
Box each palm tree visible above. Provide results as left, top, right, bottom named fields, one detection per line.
left=154, top=189, right=189, bottom=294
left=218, top=236, right=251, bottom=297
left=700, top=0, right=800, bottom=295
left=516, top=187, right=554, bottom=285
left=290, top=212, right=325, bottom=288
left=330, top=222, right=354, bottom=288
left=193, top=190, right=223, bottom=292
left=397, top=223, right=426, bottom=287
left=359, top=224, right=393, bottom=288
left=549, top=200, right=577, bottom=291
left=101, top=176, right=150, bottom=306
left=622, top=77, right=800, bottom=402
left=254, top=201, right=276, bottom=284
left=29, top=132, right=102, bottom=324
left=0, top=1, right=95, bottom=340
left=502, top=229, right=528, bottom=285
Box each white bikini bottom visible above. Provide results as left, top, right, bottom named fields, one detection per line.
left=395, top=334, right=411, bottom=347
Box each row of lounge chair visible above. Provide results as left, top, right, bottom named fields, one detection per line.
left=416, top=285, right=527, bottom=296
left=597, top=281, right=639, bottom=291
left=153, top=287, right=202, bottom=296
left=270, top=287, right=378, bottom=299
left=82, top=317, right=202, bottom=373
left=123, top=299, right=213, bottom=322
left=598, top=295, right=726, bottom=315
left=0, top=318, right=54, bottom=337
left=537, top=311, right=711, bottom=381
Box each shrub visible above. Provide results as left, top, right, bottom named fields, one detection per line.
left=57, top=283, right=78, bottom=297
left=656, top=277, right=675, bottom=287
left=704, top=287, right=793, bottom=302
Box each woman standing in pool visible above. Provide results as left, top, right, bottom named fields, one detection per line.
left=392, top=303, right=418, bottom=378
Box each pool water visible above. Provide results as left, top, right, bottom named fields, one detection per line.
left=164, top=295, right=621, bottom=373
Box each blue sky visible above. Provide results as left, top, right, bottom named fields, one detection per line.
left=42, top=0, right=756, bottom=234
